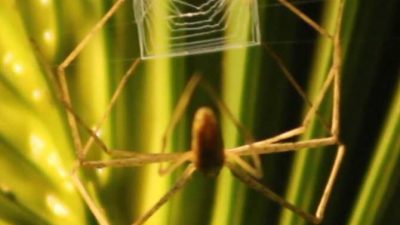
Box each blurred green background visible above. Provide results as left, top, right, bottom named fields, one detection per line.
left=0, top=0, right=399, bottom=225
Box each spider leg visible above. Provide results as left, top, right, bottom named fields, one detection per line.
left=260, top=0, right=346, bottom=146
left=82, top=152, right=192, bottom=169
left=132, top=164, right=196, bottom=225
left=226, top=160, right=320, bottom=223
left=331, top=0, right=345, bottom=137
left=71, top=163, right=110, bottom=225
left=262, top=42, right=331, bottom=133
left=57, top=0, right=127, bottom=160
left=315, top=144, right=345, bottom=218
left=227, top=142, right=344, bottom=225
left=278, top=0, right=333, bottom=39
left=59, top=0, right=127, bottom=70
left=229, top=137, right=336, bottom=156
left=158, top=151, right=193, bottom=176
left=158, top=75, right=202, bottom=175
left=226, top=153, right=263, bottom=179
left=81, top=59, right=141, bottom=157
left=61, top=98, right=137, bottom=158
left=277, top=0, right=346, bottom=138
left=254, top=127, right=306, bottom=146
left=227, top=137, right=346, bottom=223
left=70, top=152, right=192, bottom=225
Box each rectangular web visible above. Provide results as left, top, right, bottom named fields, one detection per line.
left=134, top=0, right=261, bottom=59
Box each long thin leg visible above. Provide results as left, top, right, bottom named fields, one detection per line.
left=71, top=163, right=110, bottom=225
left=262, top=42, right=331, bottom=132
left=331, top=0, right=345, bottom=137
left=240, top=15, right=343, bottom=151
left=157, top=152, right=193, bottom=175
left=58, top=0, right=127, bottom=70
left=201, top=80, right=263, bottom=178
left=58, top=70, right=83, bottom=159
left=315, top=144, right=345, bottom=218
left=57, top=0, right=127, bottom=159
left=81, top=59, right=141, bottom=157
left=81, top=111, right=323, bottom=170
left=158, top=75, right=202, bottom=175
left=227, top=142, right=345, bottom=225
left=226, top=161, right=319, bottom=224
left=132, top=164, right=196, bottom=225
left=61, top=97, right=136, bottom=158
left=302, top=66, right=335, bottom=127
left=32, top=3, right=130, bottom=225
left=61, top=67, right=191, bottom=168
left=227, top=153, right=263, bottom=179
left=261, top=0, right=346, bottom=143
left=229, top=136, right=337, bottom=156
left=278, top=0, right=345, bottom=138
left=255, top=127, right=305, bottom=145
left=83, top=152, right=192, bottom=169
left=65, top=98, right=193, bottom=167
left=278, top=0, right=333, bottom=39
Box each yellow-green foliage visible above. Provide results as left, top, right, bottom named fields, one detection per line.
left=0, top=0, right=399, bottom=225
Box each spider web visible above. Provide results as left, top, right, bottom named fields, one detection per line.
left=134, top=0, right=261, bottom=59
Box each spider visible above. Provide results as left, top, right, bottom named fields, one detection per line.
left=55, top=0, right=346, bottom=224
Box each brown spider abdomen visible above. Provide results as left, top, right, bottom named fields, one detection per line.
left=191, top=107, right=225, bottom=177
